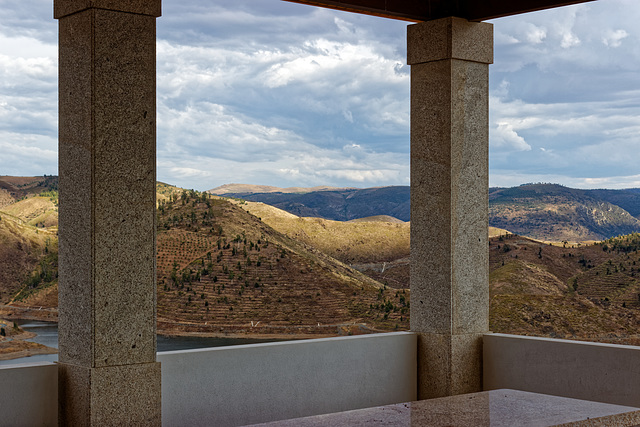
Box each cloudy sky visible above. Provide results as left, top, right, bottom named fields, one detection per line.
left=0, top=0, right=639, bottom=191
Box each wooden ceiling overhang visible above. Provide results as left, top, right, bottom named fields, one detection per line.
left=283, top=0, right=596, bottom=22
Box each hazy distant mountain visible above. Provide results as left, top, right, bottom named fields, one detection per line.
left=489, top=184, right=640, bottom=241
left=588, top=188, right=640, bottom=218
left=209, top=185, right=411, bottom=222
left=208, top=183, right=352, bottom=195
left=215, top=182, right=640, bottom=242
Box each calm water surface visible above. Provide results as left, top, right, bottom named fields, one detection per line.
left=0, top=320, right=280, bottom=366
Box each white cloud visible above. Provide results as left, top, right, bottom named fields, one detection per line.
left=0, top=34, right=56, bottom=59
left=342, top=110, right=354, bottom=123
left=525, top=24, right=547, bottom=44
left=0, top=10, right=58, bottom=178
left=491, top=122, right=531, bottom=152
left=157, top=141, right=409, bottom=190
left=581, top=175, right=640, bottom=189
left=2, top=0, right=640, bottom=191
left=0, top=134, right=57, bottom=176
left=154, top=2, right=410, bottom=189
left=560, top=31, right=581, bottom=48
left=317, top=168, right=400, bottom=183
left=158, top=101, right=298, bottom=162
left=602, top=29, right=628, bottom=47
left=494, top=31, right=519, bottom=45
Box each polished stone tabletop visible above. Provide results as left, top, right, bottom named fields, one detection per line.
left=250, top=389, right=640, bottom=426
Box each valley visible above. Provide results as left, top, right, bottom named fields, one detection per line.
left=3, top=176, right=640, bottom=359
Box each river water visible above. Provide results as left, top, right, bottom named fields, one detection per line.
left=0, top=320, right=280, bottom=366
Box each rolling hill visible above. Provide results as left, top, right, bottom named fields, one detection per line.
left=0, top=176, right=58, bottom=209
left=4, top=177, right=640, bottom=344
left=154, top=188, right=409, bottom=335
left=0, top=217, right=56, bottom=303
left=1, top=184, right=411, bottom=336
left=489, top=232, right=640, bottom=344
left=0, top=177, right=59, bottom=306
left=238, top=200, right=410, bottom=264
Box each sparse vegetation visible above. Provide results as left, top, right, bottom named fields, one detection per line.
left=153, top=183, right=407, bottom=335
left=4, top=177, right=640, bottom=345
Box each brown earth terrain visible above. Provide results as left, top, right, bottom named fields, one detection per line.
left=154, top=189, right=409, bottom=336
left=489, top=233, right=640, bottom=343
left=240, top=200, right=409, bottom=264
left=0, top=217, right=56, bottom=302
left=4, top=179, right=640, bottom=348
left=0, top=176, right=58, bottom=209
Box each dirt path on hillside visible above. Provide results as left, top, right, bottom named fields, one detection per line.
left=157, top=318, right=386, bottom=339
left=0, top=341, right=58, bottom=361
left=0, top=304, right=58, bottom=322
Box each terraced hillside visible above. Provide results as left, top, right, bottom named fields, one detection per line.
left=5, top=177, right=640, bottom=345
left=489, top=232, right=640, bottom=344
left=570, top=234, right=640, bottom=308
left=155, top=189, right=410, bottom=335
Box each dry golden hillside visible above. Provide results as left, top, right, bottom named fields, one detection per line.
left=239, top=200, right=409, bottom=264
left=5, top=179, right=640, bottom=345
left=0, top=176, right=58, bottom=208
left=489, top=233, right=640, bottom=344
left=155, top=191, right=409, bottom=336
left=0, top=215, right=56, bottom=303
left=1, top=196, right=58, bottom=228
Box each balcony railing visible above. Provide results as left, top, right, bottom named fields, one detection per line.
left=0, top=332, right=416, bottom=426
left=2, top=332, right=640, bottom=426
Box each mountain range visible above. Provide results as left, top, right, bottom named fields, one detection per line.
left=211, top=182, right=640, bottom=242
left=209, top=185, right=411, bottom=222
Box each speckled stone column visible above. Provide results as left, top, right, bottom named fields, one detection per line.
left=408, top=17, right=492, bottom=399
left=55, top=1, right=161, bottom=425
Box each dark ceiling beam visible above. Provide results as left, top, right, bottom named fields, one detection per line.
left=462, top=0, right=597, bottom=21
left=282, top=0, right=429, bottom=22
left=283, top=0, right=597, bottom=22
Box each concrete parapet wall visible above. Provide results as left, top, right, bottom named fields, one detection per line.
left=484, top=333, right=640, bottom=407
left=0, top=362, right=58, bottom=427
left=159, top=332, right=417, bottom=426
left=0, top=333, right=415, bottom=426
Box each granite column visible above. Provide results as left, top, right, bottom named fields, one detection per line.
left=408, top=17, right=493, bottom=399
left=55, top=1, right=162, bottom=424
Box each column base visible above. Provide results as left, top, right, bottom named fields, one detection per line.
left=58, top=362, right=161, bottom=426
left=417, top=333, right=483, bottom=399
